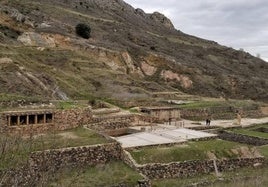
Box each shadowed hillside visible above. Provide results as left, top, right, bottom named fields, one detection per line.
left=0, top=0, right=267, bottom=104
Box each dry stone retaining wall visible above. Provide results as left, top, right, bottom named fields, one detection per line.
left=29, top=142, right=123, bottom=169
left=54, top=107, right=92, bottom=131
left=180, top=106, right=263, bottom=120
left=89, top=114, right=136, bottom=131
left=137, top=157, right=265, bottom=179
left=122, top=150, right=265, bottom=180
left=1, top=142, right=123, bottom=186
left=218, top=131, right=268, bottom=146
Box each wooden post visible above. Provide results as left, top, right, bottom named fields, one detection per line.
left=34, top=115, right=38, bottom=124
left=52, top=113, right=54, bottom=124
left=26, top=115, right=29, bottom=125
left=17, top=116, right=20, bottom=126
left=44, top=114, right=46, bottom=124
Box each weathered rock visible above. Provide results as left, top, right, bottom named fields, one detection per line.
left=0, top=57, right=13, bottom=64
left=149, top=12, right=175, bottom=30
left=0, top=5, right=35, bottom=27
left=17, top=32, right=56, bottom=47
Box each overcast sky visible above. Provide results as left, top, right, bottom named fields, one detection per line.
left=124, top=0, right=268, bottom=62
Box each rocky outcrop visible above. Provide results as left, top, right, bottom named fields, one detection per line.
left=160, top=70, right=193, bottom=89
left=0, top=57, right=13, bottom=64
left=0, top=5, right=35, bottom=27
left=17, top=32, right=56, bottom=47
left=149, top=12, right=175, bottom=30
left=141, top=62, right=157, bottom=76
left=1, top=0, right=268, bottom=101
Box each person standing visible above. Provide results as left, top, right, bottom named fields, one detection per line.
left=206, top=118, right=209, bottom=126
left=206, top=115, right=211, bottom=126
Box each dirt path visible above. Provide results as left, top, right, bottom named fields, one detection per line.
left=182, top=117, right=268, bottom=128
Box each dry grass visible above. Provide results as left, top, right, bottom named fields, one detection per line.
left=130, top=139, right=251, bottom=164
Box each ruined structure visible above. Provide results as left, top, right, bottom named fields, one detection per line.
left=140, top=107, right=181, bottom=123
left=0, top=107, right=92, bottom=135
left=1, top=110, right=54, bottom=126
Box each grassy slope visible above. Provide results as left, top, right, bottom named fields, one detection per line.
left=48, top=161, right=143, bottom=187
left=0, top=127, right=110, bottom=170
left=130, top=140, right=247, bottom=164
left=258, top=145, right=268, bottom=158
left=1, top=0, right=268, bottom=102
left=152, top=137, right=268, bottom=187
left=152, top=166, right=268, bottom=187
left=176, top=99, right=259, bottom=109
left=229, top=124, right=268, bottom=139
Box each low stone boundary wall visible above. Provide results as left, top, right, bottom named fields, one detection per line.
left=29, top=142, right=123, bottom=169
left=137, top=157, right=265, bottom=179
left=134, top=114, right=158, bottom=124
left=92, top=108, right=121, bottom=115
left=218, top=131, right=268, bottom=146
left=1, top=142, right=123, bottom=186
left=188, top=126, right=219, bottom=131
left=122, top=150, right=265, bottom=180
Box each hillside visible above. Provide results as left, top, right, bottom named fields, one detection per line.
left=0, top=0, right=268, bottom=105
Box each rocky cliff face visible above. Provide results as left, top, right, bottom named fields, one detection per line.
left=0, top=0, right=267, bottom=103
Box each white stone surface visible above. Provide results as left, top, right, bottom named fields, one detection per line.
left=116, top=128, right=216, bottom=148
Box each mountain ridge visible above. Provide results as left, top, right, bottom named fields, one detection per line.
left=0, top=0, right=267, bottom=104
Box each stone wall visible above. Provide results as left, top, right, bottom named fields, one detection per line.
left=180, top=106, right=263, bottom=120
left=140, top=107, right=181, bottom=122
left=92, top=108, right=121, bottom=115
left=218, top=131, right=268, bottom=146
left=122, top=150, right=265, bottom=180
left=3, top=123, right=56, bottom=136
left=88, top=114, right=136, bottom=131
left=137, top=157, right=265, bottom=179
left=54, top=107, right=92, bottom=131
left=134, top=114, right=157, bottom=124
left=180, top=107, right=235, bottom=120
left=180, top=108, right=209, bottom=120
left=1, top=142, right=123, bottom=186
left=151, top=110, right=180, bottom=122
left=29, top=142, right=123, bottom=169
left=188, top=126, right=219, bottom=131
left=0, top=115, right=5, bottom=130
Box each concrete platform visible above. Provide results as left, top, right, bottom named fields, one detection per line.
left=116, top=128, right=216, bottom=148
left=153, top=128, right=216, bottom=140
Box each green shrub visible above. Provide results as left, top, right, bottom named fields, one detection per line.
left=75, top=23, right=91, bottom=39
